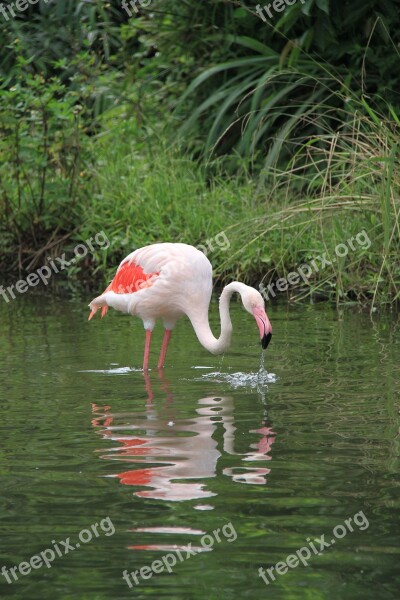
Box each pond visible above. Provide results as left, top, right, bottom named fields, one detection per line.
left=0, top=296, right=399, bottom=599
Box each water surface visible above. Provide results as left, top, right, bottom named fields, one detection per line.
left=0, top=296, right=399, bottom=599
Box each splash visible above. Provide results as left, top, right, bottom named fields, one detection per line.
left=79, top=366, right=141, bottom=375
left=194, top=351, right=276, bottom=389
left=197, top=370, right=276, bottom=390
left=257, top=350, right=274, bottom=386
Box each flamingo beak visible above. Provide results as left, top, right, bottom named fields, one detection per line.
left=253, top=307, right=272, bottom=350
left=262, top=331, right=272, bottom=349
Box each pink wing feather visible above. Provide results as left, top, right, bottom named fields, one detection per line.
left=88, top=260, right=159, bottom=320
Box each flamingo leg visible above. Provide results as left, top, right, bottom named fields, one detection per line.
left=157, top=329, right=172, bottom=369
left=143, top=330, right=152, bottom=371
left=142, top=370, right=154, bottom=404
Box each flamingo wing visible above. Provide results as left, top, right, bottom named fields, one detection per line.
left=88, top=259, right=159, bottom=320
left=88, top=242, right=211, bottom=322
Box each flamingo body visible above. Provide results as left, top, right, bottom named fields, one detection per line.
left=89, top=243, right=272, bottom=369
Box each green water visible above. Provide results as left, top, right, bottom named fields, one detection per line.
left=1, top=296, right=399, bottom=599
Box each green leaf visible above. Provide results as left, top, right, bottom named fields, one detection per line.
left=316, top=0, right=330, bottom=14
left=223, top=35, right=278, bottom=57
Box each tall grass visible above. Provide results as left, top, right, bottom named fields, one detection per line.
left=171, top=2, right=400, bottom=169
left=218, top=98, right=400, bottom=308
left=0, top=31, right=398, bottom=308
left=1, top=93, right=399, bottom=308
left=79, top=126, right=264, bottom=284
left=72, top=91, right=398, bottom=311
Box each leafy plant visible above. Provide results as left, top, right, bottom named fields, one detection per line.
left=168, top=0, right=400, bottom=168
left=0, top=65, right=91, bottom=275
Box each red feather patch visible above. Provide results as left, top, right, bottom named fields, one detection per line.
left=108, top=260, right=159, bottom=294
left=89, top=260, right=159, bottom=320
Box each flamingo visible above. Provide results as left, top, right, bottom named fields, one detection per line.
left=88, top=243, right=272, bottom=370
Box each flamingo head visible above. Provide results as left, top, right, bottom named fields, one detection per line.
left=242, top=288, right=272, bottom=350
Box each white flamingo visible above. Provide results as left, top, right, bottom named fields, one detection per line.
left=88, top=243, right=272, bottom=369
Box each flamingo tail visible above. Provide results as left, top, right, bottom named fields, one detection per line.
left=88, top=295, right=109, bottom=320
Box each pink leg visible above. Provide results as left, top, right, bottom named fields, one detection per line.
left=142, top=370, right=154, bottom=404
left=157, top=329, right=172, bottom=369
left=143, top=330, right=152, bottom=371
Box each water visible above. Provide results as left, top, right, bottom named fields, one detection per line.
left=0, top=296, right=400, bottom=599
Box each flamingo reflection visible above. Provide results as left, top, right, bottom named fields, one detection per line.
left=91, top=371, right=275, bottom=501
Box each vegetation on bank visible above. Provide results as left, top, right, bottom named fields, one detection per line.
left=0, top=0, right=399, bottom=308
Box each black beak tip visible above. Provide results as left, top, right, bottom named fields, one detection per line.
left=261, top=332, right=272, bottom=350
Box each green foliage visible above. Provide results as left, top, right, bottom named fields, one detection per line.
left=245, top=100, right=400, bottom=307
left=0, top=64, right=91, bottom=274
left=79, top=119, right=264, bottom=283
left=0, top=0, right=132, bottom=126
left=164, top=0, right=400, bottom=166
left=0, top=0, right=399, bottom=307
left=0, top=0, right=124, bottom=78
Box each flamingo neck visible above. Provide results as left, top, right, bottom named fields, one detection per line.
left=189, top=282, right=248, bottom=355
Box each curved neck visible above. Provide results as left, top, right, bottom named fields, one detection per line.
left=188, top=282, right=248, bottom=355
